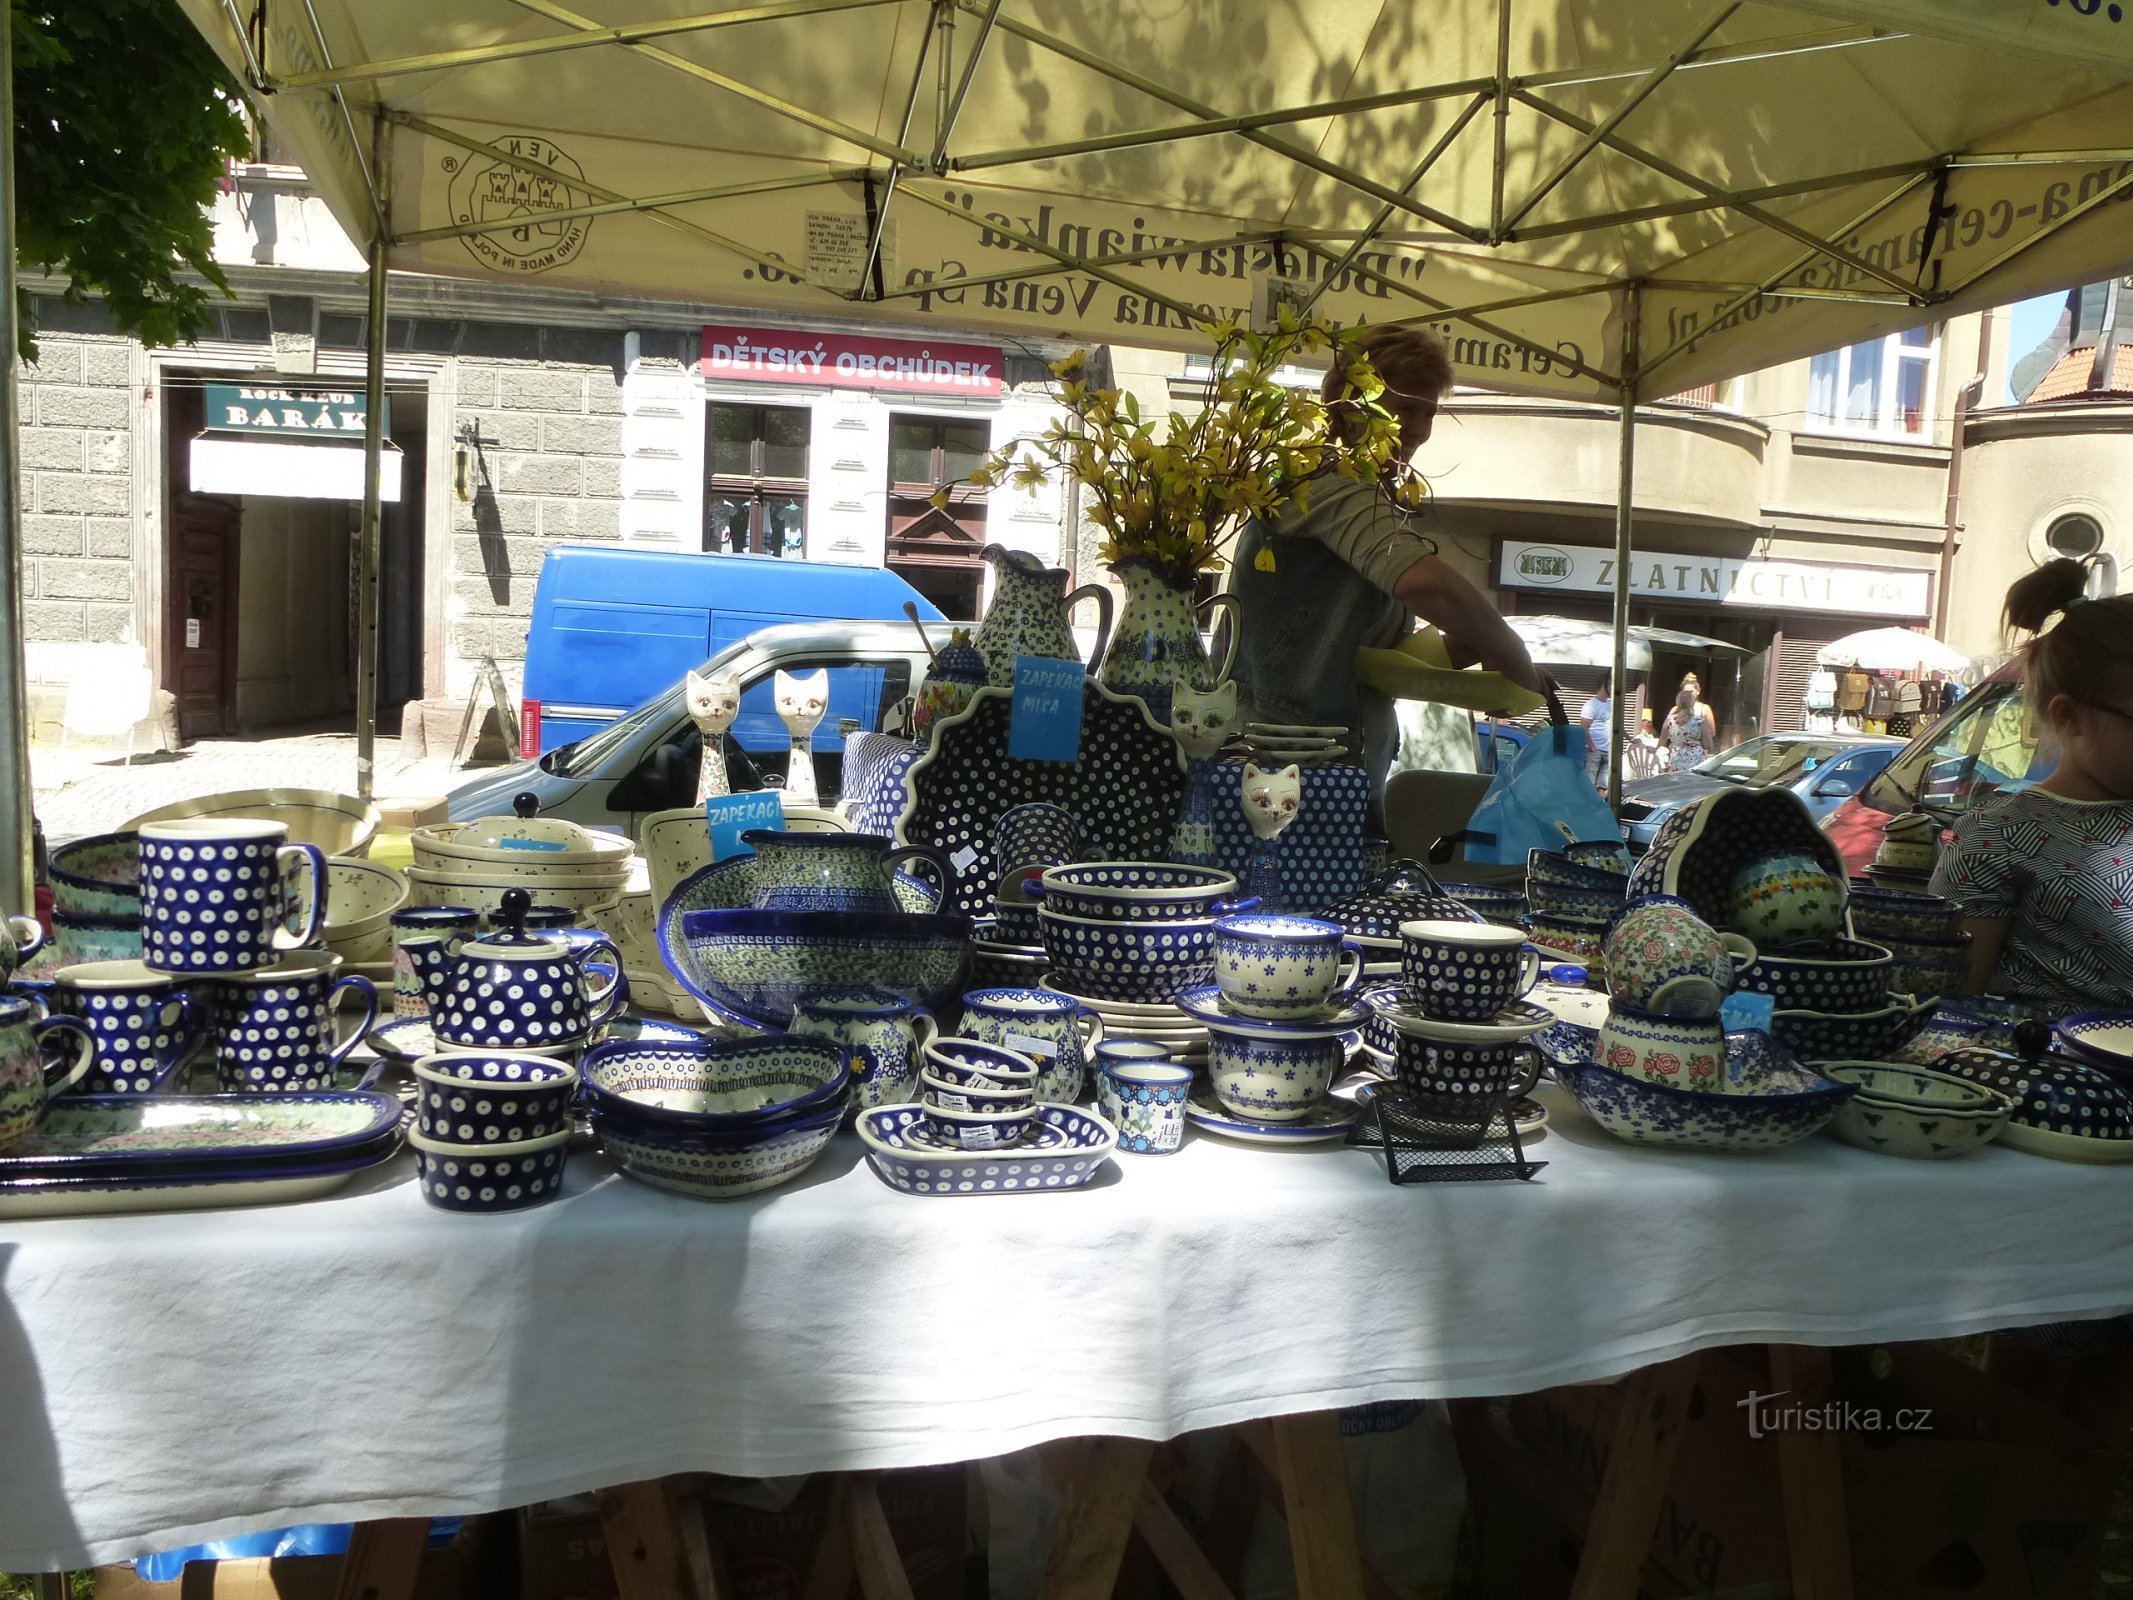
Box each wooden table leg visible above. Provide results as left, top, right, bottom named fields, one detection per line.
left=1036, top=1437, right=1158, bottom=1600
left=1269, top=1411, right=1366, bottom=1600
left=804, top=1475, right=859, bottom=1600
left=1566, top=1354, right=1702, bottom=1600
left=1770, top=1344, right=1855, bottom=1600
left=849, top=1473, right=917, bottom=1600
left=1133, top=1478, right=1238, bottom=1600
left=598, top=1477, right=701, bottom=1600
left=333, top=1517, right=430, bottom=1600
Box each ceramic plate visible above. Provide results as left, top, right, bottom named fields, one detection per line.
left=857, top=1102, right=1118, bottom=1194
left=1176, top=985, right=1369, bottom=1034
left=1184, top=1091, right=1359, bottom=1144
left=1362, top=993, right=1555, bottom=1044
left=0, top=1092, right=404, bottom=1177
left=0, top=1144, right=399, bottom=1219
left=1041, top=978, right=1188, bottom=1019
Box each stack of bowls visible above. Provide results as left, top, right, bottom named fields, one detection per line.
left=1035, top=863, right=1240, bottom=1005
left=1847, top=886, right=1970, bottom=998
left=1525, top=849, right=1630, bottom=966
left=1867, top=812, right=1941, bottom=888
left=1355, top=919, right=1548, bottom=1125
left=1732, top=937, right=1933, bottom=1061
left=45, top=831, right=144, bottom=969
left=580, top=1036, right=851, bottom=1197
left=318, top=855, right=410, bottom=969
left=408, top=795, right=634, bottom=921
left=916, top=1038, right=1040, bottom=1150
left=1439, top=882, right=1528, bottom=928
left=407, top=1048, right=578, bottom=1212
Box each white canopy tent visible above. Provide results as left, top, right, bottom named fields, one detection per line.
left=11, top=2, right=2133, bottom=901
left=1817, top=625, right=1972, bottom=675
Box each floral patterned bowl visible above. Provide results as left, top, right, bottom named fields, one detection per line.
left=667, top=908, right=971, bottom=1028
left=1625, top=789, right=1845, bottom=931
left=1553, top=1031, right=1853, bottom=1153
left=581, top=1036, right=851, bottom=1130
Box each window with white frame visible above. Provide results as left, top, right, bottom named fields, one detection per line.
left=1806, top=326, right=1938, bottom=438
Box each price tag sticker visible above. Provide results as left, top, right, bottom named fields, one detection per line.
left=1008, top=655, right=1085, bottom=763
left=704, top=792, right=786, bottom=862
left=950, top=845, right=982, bottom=877
left=1719, top=991, right=1775, bottom=1035
left=1005, top=1031, right=1058, bottom=1062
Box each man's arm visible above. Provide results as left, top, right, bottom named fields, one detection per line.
left=1393, top=553, right=1548, bottom=697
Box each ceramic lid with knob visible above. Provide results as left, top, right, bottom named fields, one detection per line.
left=467, top=889, right=569, bottom=959
left=1318, top=860, right=1482, bottom=945
left=455, top=792, right=598, bottom=855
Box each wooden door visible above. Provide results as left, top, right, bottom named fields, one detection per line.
left=167, top=500, right=240, bottom=739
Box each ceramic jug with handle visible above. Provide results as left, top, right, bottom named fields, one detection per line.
left=405, top=889, right=626, bottom=1052
left=1096, top=559, right=1243, bottom=723
left=0, top=995, right=95, bottom=1152
left=741, top=830, right=953, bottom=915
left=972, top=545, right=1113, bottom=687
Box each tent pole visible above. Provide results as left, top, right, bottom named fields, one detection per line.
left=0, top=15, right=30, bottom=911
left=1608, top=287, right=1640, bottom=814
left=356, top=119, right=389, bottom=804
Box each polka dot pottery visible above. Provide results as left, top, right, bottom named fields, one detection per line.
left=1846, top=885, right=1965, bottom=946
left=1554, top=1029, right=1854, bottom=1152
left=1526, top=849, right=1631, bottom=897
left=1035, top=862, right=1241, bottom=923
left=208, top=953, right=381, bottom=1094
left=1733, top=938, right=1894, bottom=1015
left=1380, top=1033, right=1542, bottom=1106
left=1933, top=1048, right=2133, bottom=1163
left=408, top=1127, right=569, bottom=1213
left=137, top=819, right=328, bottom=976
left=1624, top=789, right=1846, bottom=933
left=412, top=1050, right=579, bottom=1144
left=920, top=1095, right=1038, bottom=1151
left=919, top=1069, right=1035, bottom=1116
left=405, top=889, right=626, bottom=1051
left=1038, top=907, right=1217, bottom=1003
left=1398, top=920, right=1541, bottom=1023
left=856, top=1101, right=1118, bottom=1195
left=50, top=960, right=212, bottom=1095
left=1769, top=995, right=1938, bottom=1063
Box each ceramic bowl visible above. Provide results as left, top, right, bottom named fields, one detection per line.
left=52, top=908, right=143, bottom=968
left=1526, top=850, right=1632, bottom=895
left=47, top=831, right=141, bottom=919
left=1034, top=862, right=1242, bottom=922
left=919, top=1069, right=1034, bottom=1114
left=1565, top=839, right=1635, bottom=875
left=667, top=907, right=971, bottom=1028
left=923, top=1037, right=1042, bottom=1091
left=2055, top=1013, right=2133, bottom=1081
left=1441, top=883, right=1529, bottom=927
left=1933, top=1048, right=2133, bottom=1161
left=1376, top=1032, right=1542, bottom=1105
left=990, top=897, right=1044, bottom=947
left=412, top=819, right=634, bottom=871
left=409, top=1128, right=570, bottom=1212
left=1553, top=1031, right=1854, bottom=1153
left=1819, top=1061, right=2012, bottom=1159
left=579, top=1035, right=851, bottom=1129
left=1204, top=1023, right=1345, bottom=1123
left=1527, top=915, right=1608, bottom=966
left=856, top=1102, right=1118, bottom=1194
left=1769, top=995, right=1937, bottom=1062
left=1625, top=788, right=1845, bottom=930
left=1735, top=938, right=1894, bottom=1014
left=1882, top=935, right=1971, bottom=1001
left=590, top=1101, right=845, bottom=1198
left=409, top=870, right=624, bottom=921
left=413, top=1050, right=579, bottom=1143
left=1528, top=880, right=1627, bottom=923
left=920, top=1096, right=1037, bottom=1150
left=1845, top=885, right=1965, bottom=945
left=1038, top=908, right=1216, bottom=1002
left=322, top=855, right=411, bottom=959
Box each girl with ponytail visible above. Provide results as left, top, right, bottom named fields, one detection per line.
left=1929, top=558, right=2133, bottom=1002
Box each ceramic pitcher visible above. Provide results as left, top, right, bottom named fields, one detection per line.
left=791, top=989, right=937, bottom=1110
left=741, top=830, right=952, bottom=915
left=0, top=913, right=45, bottom=986
left=972, top=545, right=1113, bottom=687
left=0, top=995, right=95, bottom=1152
left=1096, top=559, right=1242, bottom=723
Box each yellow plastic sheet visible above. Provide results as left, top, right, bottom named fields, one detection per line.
left=1354, top=630, right=1548, bottom=717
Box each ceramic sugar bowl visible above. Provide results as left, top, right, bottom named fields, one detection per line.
left=403, top=889, right=626, bottom=1052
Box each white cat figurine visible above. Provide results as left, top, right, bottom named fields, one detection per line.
left=1169, top=682, right=1238, bottom=866
left=1240, top=761, right=1302, bottom=911
left=686, top=668, right=742, bottom=802
left=775, top=668, right=829, bottom=807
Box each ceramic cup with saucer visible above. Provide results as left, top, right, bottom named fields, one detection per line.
left=1399, top=920, right=1540, bottom=1023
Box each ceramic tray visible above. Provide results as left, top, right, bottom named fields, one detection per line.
left=0, top=1145, right=399, bottom=1218
left=366, top=1015, right=701, bottom=1063
left=892, top=686, right=1185, bottom=919
left=0, top=1092, right=403, bottom=1178
left=857, top=1102, right=1117, bottom=1194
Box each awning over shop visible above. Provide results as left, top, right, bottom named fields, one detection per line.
left=188, top=437, right=405, bottom=501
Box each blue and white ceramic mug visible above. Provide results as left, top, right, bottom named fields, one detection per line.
left=957, top=986, right=1104, bottom=1103
left=1212, top=914, right=1363, bottom=1020
left=1205, top=1026, right=1344, bottom=1123
left=1391, top=1036, right=1542, bottom=1105
left=993, top=804, right=1081, bottom=884
left=210, top=952, right=379, bottom=1094
left=52, top=959, right=212, bottom=1095
left=1398, top=919, right=1541, bottom=1023
left=0, top=995, right=95, bottom=1152
left=390, top=906, right=479, bottom=1018
left=791, top=988, right=938, bottom=1111
left=1098, top=1059, right=1194, bottom=1154
left=138, top=819, right=326, bottom=975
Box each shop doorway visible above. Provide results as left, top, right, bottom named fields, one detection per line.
left=164, top=376, right=425, bottom=740
left=886, top=413, right=989, bottom=619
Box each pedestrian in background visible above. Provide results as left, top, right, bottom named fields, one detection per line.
left=1579, top=671, right=1613, bottom=790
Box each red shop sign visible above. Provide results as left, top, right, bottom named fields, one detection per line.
left=700, top=323, right=1004, bottom=397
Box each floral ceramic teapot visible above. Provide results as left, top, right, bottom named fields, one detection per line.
left=403, top=888, right=626, bottom=1050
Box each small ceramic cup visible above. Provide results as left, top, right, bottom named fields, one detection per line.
left=0, top=995, right=95, bottom=1152
left=209, top=952, right=380, bottom=1094
left=391, top=907, right=479, bottom=1018
left=1726, top=851, right=1847, bottom=948
left=1603, top=895, right=1756, bottom=1018
left=1095, top=1038, right=1175, bottom=1071
left=409, top=1127, right=570, bottom=1213
left=137, top=819, right=327, bottom=975
left=791, top=988, right=938, bottom=1112
left=1212, top=914, right=1364, bottom=1020
left=413, top=1050, right=580, bottom=1144
left=957, top=987, right=1103, bottom=1103
left=1098, top=1059, right=1195, bottom=1154
left=1598, top=1004, right=1729, bottom=1092
left=51, top=959, right=214, bottom=1095
left=1205, top=1026, right=1344, bottom=1123
left=1389, top=1036, right=1542, bottom=1106
left=1398, top=920, right=1541, bottom=1023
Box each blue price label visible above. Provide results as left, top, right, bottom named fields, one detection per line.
left=1008, top=655, right=1086, bottom=763
left=1719, top=991, right=1776, bottom=1036
left=704, top=791, right=786, bottom=862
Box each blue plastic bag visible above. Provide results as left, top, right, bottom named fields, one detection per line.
left=1457, top=722, right=1621, bottom=865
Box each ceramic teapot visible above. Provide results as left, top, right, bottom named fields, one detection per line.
left=972, top=545, right=1113, bottom=687
left=0, top=913, right=45, bottom=986
left=403, top=889, right=626, bottom=1051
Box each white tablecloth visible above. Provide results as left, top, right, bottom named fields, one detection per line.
left=3, top=1084, right=2129, bottom=1570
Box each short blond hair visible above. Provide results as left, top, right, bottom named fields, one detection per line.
left=1323, top=325, right=1454, bottom=443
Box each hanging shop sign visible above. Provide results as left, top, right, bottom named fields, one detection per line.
left=1494, top=541, right=1931, bottom=618
left=189, top=437, right=403, bottom=502
left=203, top=383, right=388, bottom=437
left=701, top=324, right=1004, bottom=398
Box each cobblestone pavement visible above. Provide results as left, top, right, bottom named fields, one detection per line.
left=31, top=733, right=486, bottom=844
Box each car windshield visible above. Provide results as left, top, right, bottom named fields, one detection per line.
left=1855, top=678, right=2055, bottom=819
left=543, top=681, right=688, bottom=777
left=1692, top=736, right=1856, bottom=786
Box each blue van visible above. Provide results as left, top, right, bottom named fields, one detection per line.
left=519, top=547, right=945, bottom=756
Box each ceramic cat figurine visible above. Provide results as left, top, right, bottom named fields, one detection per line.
left=1240, top=761, right=1302, bottom=912
left=776, top=668, right=829, bottom=807
left=686, top=668, right=742, bottom=802
left=1169, top=682, right=1238, bottom=866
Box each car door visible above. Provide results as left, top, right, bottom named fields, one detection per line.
left=1797, top=748, right=1891, bottom=823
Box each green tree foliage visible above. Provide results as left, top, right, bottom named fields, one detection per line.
left=11, top=0, right=253, bottom=359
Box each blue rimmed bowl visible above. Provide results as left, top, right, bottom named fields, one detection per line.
left=1770, top=995, right=1937, bottom=1063
left=1034, top=862, right=1242, bottom=923
left=857, top=1102, right=1117, bottom=1195
left=1846, top=885, right=1964, bottom=944
left=665, top=907, right=971, bottom=1028
left=1735, top=938, right=1893, bottom=1014
left=920, top=1096, right=1037, bottom=1151
left=1553, top=1031, right=1854, bottom=1152
left=590, top=1103, right=845, bottom=1199
left=1528, top=880, right=1624, bottom=924
left=1819, top=1061, right=2012, bottom=1159
left=923, top=1037, right=1041, bottom=1091
left=1038, top=908, right=1215, bottom=1002
left=408, top=1128, right=570, bottom=1212
left=1526, top=850, right=1631, bottom=896
left=1440, top=883, right=1529, bottom=928
left=413, top=1050, right=579, bottom=1143
left=48, top=832, right=141, bottom=919
left=580, top=1035, right=851, bottom=1130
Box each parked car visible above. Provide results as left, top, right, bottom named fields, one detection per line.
left=1618, top=732, right=1903, bottom=850
left=517, top=546, right=943, bottom=756
left=453, top=620, right=953, bottom=835
left=1821, top=662, right=2046, bottom=876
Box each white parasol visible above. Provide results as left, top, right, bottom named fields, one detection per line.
left=1816, top=627, right=1969, bottom=674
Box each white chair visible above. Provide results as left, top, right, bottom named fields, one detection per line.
left=60, top=655, right=156, bottom=765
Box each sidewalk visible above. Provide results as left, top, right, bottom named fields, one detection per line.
left=31, top=733, right=489, bottom=845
